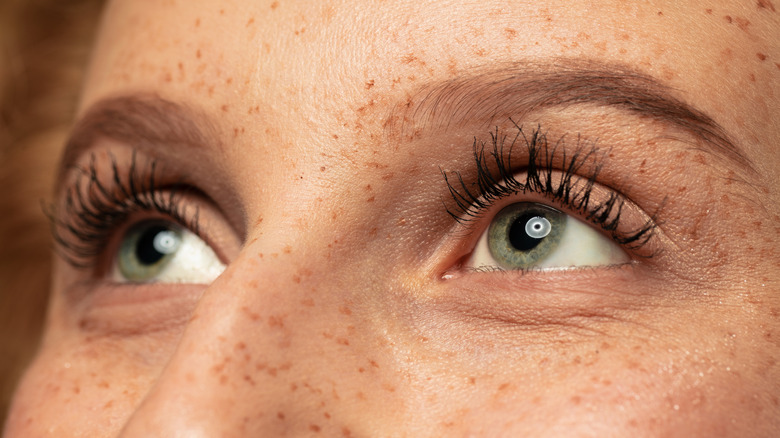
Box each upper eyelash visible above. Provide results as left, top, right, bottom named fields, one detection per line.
left=46, top=150, right=199, bottom=269
left=441, top=122, right=658, bottom=251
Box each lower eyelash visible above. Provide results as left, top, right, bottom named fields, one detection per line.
left=441, top=122, right=658, bottom=251
left=46, top=150, right=199, bottom=269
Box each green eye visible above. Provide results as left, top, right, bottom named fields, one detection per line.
left=487, top=203, right=566, bottom=269
left=118, top=222, right=183, bottom=282
left=467, top=202, right=629, bottom=271
left=114, top=220, right=225, bottom=284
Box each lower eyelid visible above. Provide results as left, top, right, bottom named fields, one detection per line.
left=73, top=283, right=205, bottom=337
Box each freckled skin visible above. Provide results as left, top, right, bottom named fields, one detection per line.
left=5, top=0, right=780, bottom=437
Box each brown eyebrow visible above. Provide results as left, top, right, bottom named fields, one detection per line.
left=388, top=60, right=753, bottom=172
left=59, top=94, right=218, bottom=181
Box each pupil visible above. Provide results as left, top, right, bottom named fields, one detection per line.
left=509, top=213, right=547, bottom=251
left=135, top=226, right=170, bottom=265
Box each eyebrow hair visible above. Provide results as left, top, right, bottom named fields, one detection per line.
left=389, top=60, right=753, bottom=172
left=59, top=94, right=218, bottom=180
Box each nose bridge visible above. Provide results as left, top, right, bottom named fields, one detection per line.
left=118, top=249, right=314, bottom=437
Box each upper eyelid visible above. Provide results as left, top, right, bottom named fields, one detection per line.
left=49, top=151, right=201, bottom=269
left=441, top=124, right=659, bottom=252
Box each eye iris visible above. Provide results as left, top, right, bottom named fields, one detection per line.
left=135, top=226, right=179, bottom=265
left=487, top=203, right=566, bottom=269
left=118, top=222, right=182, bottom=282
left=509, top=215, right=551, bottom=250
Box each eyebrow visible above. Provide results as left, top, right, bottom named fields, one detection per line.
left=389, top=60, right=753, bottom=172
left=59, top=94, right=218, bottom=180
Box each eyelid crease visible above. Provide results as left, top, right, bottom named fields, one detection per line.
left=441, top=122, right=660, bottom=254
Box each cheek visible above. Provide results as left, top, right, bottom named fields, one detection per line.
left=5, top=339, right=155, bottom=436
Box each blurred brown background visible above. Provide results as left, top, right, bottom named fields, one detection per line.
left=0, top=0, right=104, bottom=430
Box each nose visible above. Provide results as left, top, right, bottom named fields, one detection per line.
left=116, top=243, right=369, bottom=437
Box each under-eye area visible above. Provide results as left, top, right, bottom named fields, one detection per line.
left=441, top=123, right=660, bottom=275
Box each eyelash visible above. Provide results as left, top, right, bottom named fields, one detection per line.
left=48, top=151, right=199, bottom=269
left=441, top=124, right=658, bottom=252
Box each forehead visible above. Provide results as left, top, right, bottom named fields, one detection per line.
left=82, top=0, right=778, bottom=165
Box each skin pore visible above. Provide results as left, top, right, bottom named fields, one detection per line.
left=5, top=0, right=780, bottom=436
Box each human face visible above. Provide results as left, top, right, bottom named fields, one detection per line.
left=6, top=0, right=780, bottom=436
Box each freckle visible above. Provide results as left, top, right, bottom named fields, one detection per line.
left=366, top=196, right=375, bottom=203
left=195, top=18, right=201, bottom=27
left=301, top=298, right=315, bottom=307
left=220, top=375, right=228, bottom=385
left=657, top=11, right=663, bottom=16
left=705, top=8, right=713, bottom=14
left=382, top=383, right=396, bottom=392
left=247, top=18, right=255, bottom=26
left=268, top=315, right=285, bottom=328
left=724, top=15, right=733, bottom=23
left=104, top=400, right=114, bottom=409
left=749, top=73, right=756, bottom=82
left=164, top=72, right=172, bottom=82
left=469, top=377, right=476, bottom=384
left=98, top=380, right=110, bottom=389
left=332, top=134, right=339, bottom=139
left=498, top=383, right=510, bottom=391
left=242, top=306, right=262, bottom=321
left=324, top=412, right=331, bottom=419
left=283, top=245, right=292, bottom=254
left=268, top=368, right=278, bottom=377
left=571, top=395, right=582, bottom=405
left=277, top=412, right=286, bottom=420
left=244, top=374, right=256, bottom=386
left=221, top=104, right=229, bottom=112
left=757, top=0, right=777, bottom=11
left=271, top=1, right=279, bottom=10
left=293, top=275, right=301, bottom=284
left=365, top=79, right=375, bottom=89
left=309, top=424, right=321, bottom=432
left=337, top=337, right=350, bottom=346
left=369, top=359, right=379, bottom=368
left=757, top=53, right=767, bottom=61
left=504, top=28, right=517, bottom=39
left=219, top=9, right=225, bottom=14
left=320, top=166, right=326, bottom=171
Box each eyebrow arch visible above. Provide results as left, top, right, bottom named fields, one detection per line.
left=58, top=94, right=218, bottom=181
left=389, top=60, right=753, bottom=172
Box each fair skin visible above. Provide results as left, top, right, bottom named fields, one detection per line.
left=5, top=0, right=780, bottom=436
